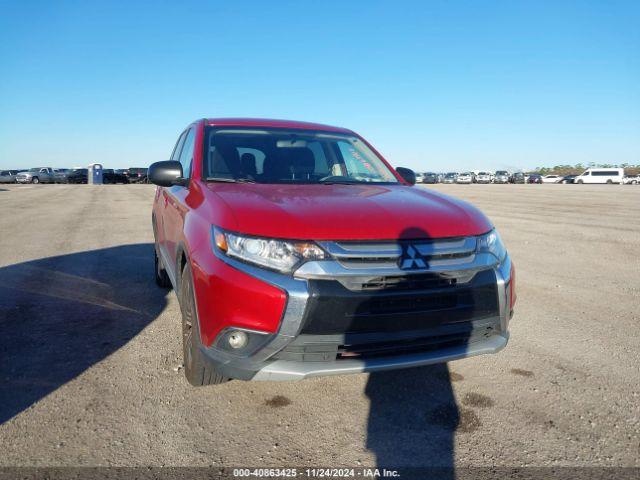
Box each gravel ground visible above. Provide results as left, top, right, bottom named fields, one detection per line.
left=0, top=183, right=638, bottom=468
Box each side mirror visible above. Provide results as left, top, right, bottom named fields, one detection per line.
left=148, top=161, right=186, bottom=187
left=396, top=167, right=416, bottom=185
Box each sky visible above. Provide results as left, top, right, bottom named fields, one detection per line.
left=0, top=0, right=639, bottom=172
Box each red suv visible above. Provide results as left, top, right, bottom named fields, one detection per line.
left=150, top=118, right=516, bottom=386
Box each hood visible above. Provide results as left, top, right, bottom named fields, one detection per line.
left=204, top=183, right=492, bottom=241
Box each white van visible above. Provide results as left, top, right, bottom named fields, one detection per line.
left=575, top=168, right=623, bottom=184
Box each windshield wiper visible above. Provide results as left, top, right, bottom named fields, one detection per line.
left=206, top=177, right=256, bottom=183
left=318, top=178, right=362, bottom=185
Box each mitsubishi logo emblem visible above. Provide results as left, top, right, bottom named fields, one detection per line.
left=399, top=244, right=426, bottom=270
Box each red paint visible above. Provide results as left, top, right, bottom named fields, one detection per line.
left=204, top=182, right=492, bottom=240
left=190, top=239, right=287, bottom=345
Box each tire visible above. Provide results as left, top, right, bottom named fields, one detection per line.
left=180, top=262, right=229, bottom=386
left=32, top=177, right=39, bottom=184
left=577, top=180, right=583, bottom=184
left=606, top=180, right=613, bottom=184
left=154, top=249, right=172, bottom=288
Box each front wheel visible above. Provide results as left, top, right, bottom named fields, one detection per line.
left=577, top=180, right=583, bottom=184
left=180, top=262, right=229, bottom=386
left=32, top=177, right=39, bottom=184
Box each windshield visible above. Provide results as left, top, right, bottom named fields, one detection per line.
left=496, top=171, right=508, bottom=175
left=203, top=128, right=398, bottom=184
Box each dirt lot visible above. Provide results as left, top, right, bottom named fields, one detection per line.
left=0, top=183, right=638, bottom=468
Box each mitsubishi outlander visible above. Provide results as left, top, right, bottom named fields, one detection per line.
left=149, top=118, right=516, bottom=385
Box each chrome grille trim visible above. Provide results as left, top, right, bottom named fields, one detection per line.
left=319, top=242, right=401, bottom=259
left=299, top=236, right=487, bottom=283
left=294, top=255, right=496, bottom=282
left=413, top=237, right=477, bottom=256
left=319, top=237, right=477, bottom=259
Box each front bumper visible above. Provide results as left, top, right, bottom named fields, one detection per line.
left=202, top=239, right=513, bottom=381
left=251, top=333, right=508, bottom=380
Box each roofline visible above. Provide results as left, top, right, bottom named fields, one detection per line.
left=203, top=117, right=354, bottom=134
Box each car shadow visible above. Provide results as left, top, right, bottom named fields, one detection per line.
left=365, top=365, right=460, bottom=476
left=360, top=226, right=475, bottom=475
left=0, top=243, right=168, bottom=425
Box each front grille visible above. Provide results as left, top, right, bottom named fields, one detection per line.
left=299, top=269, right=498, bottom=335
left=360, top=274, right=456, bottom=291
left=279, top=236, right=499, bottom=363
left=337, top=332, right=470, bottom=360
left=271, top=322, right=498, bottom=362
left=320, top=236, right=478, bottom=272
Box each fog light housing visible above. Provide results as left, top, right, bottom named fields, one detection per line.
left=213, top=327, right=273, bottom=357
left=227, top=330, right=248, bottom=349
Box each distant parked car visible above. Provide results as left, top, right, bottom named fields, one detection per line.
left=510, top=172, right=525, bottom=184
left=527, top=174, right=543, bottom=184
left=67, top=168, right=88, bottom=184
left=494, top=170, right=510, bottom=184
left=456, top=172, right=473, bottom=184
left=623, top=175, right=639, bottom=185
left=575, top=168, right=624, bottom=184
left=542, top=175, right=562, bottom=183
left=16, top=167, right=56, bottom=184
left=422, top=172, right=439, bottom=184
left=560, top=175, right=576, bottom=184
left=103, top=169, right=129, bottom=184
left=0, top=170, right=20, bottom=183
left=53, top=168, right=71, bottom=183
left=414, top=172, right=425, bottom=183
left=443, top=172, right=458, bottom=184
left=476, top=172, right=492, bottom=184
left=126, top=168, right=148, bottom=183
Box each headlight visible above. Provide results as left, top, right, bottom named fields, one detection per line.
left=477, top=229, right=507, bottom=262
left=213, top=227, right=326, bottom=273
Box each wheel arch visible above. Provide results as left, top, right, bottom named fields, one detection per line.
left=174, top=241, right=191, bottom=294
